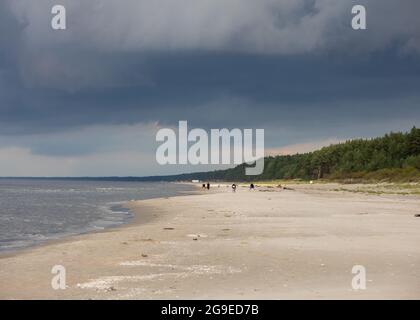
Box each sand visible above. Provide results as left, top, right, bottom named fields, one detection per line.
left=1, top=183, right=420, bottom=299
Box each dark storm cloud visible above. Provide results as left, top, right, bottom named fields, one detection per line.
left=2, top=51, right=419, bottom=135
left=0, top=0, right=420, bottom=138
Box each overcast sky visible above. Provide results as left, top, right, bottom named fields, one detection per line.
left=0, top=0, right=419, bottom=176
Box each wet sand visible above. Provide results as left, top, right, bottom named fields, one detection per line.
left=1, top=183, right=419, bottom=299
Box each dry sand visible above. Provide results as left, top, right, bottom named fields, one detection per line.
left=1, top=183, right=420, bottom=299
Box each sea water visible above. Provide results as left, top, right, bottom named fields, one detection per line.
left=0, top=179, right=194, bottom=252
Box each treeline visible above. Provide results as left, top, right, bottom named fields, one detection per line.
left=174, top=127, right=420, bottom=182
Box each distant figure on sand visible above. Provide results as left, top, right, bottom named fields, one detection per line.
left=206, top=183, right=210, bottom=190
left=232, top=184, right=237, bottom=192
left=202, top=183, right=206, bottom=189
left=250, top=183, right=255, bottom=190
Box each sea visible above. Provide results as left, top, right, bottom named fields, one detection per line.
left=0, top=179, right=195, bottom=253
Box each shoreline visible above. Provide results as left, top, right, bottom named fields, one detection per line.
left=0, top=183, right=201, bottom=260
left=1, top=183, right=419, bottom=299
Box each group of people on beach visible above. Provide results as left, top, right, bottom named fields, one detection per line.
left=202, top=182, right=255, bottom=192
left=202, top=183, right=210, bottom=190
left=232, top=183, right=255, bottom=192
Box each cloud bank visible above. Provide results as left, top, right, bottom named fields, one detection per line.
left=0, top=0, right=419, bottom=175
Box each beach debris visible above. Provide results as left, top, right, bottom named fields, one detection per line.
left=141, top=253, right=148, bottom=258
left=187, top=233, right=207, bottom=239
left=414, top=214, right=420, bottom=217
left=105, top=286, right=116, bottom=292
left=187, top=234, right=207, bottom=241
left=222, top=229, right=230, bottom=231
left=79, top=265, right=242, bottom=292
left=163, top=227, right=175, bottom=230
left=121, top=241, right=128, bottom=245
left=118, top=261, right=241, bottom=275
left=77, top=282, right=116, bottom=292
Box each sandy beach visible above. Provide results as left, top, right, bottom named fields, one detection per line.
left=1, top=183, right=419, bottom=299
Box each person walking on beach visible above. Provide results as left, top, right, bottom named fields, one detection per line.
left=206, top=183, right=210, bottom=190
left=232, top=183, right=237, bottom=192
left=250, top=183, right=255, bottom=190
